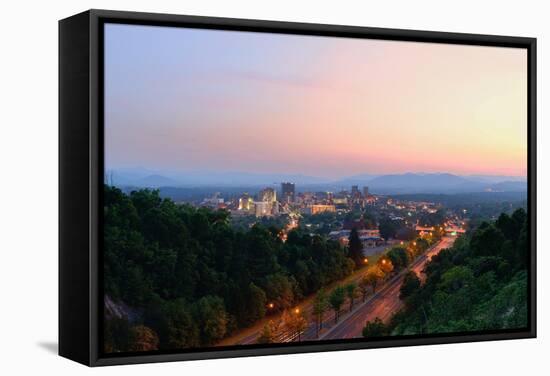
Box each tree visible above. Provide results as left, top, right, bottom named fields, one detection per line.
left=348, top=228, right=364, bottom=268
left=193, top=295, right=228, bottom=346
left=245, top=282, right=267, bottom=325
left=107, top=185, right=431, bottom=351
left=264, top=273, right=295, bottom=310
left=470, top=224, right=505, bottom=258
left=156, top=299, right=199, bottom=350
left=400, top=271, right=421, bottom=300
left=358, top=275, right=370, bottom=302
left=103, top=316, right=132, bottom=353
left=246, top=225, right=279, bottom=280
left=345, top=283, right=358, bottom=312
left=129, top=325, right=159, bottom=352
left=362, top=318, right=387, bottom=338
left=419, top=209, right=445, bottom=227
left=257, top=320, right=280, bottom=344
left=415, top=237, right=430, bottom=253
left=439, top=266, right=474, bottom=293
left=396, top=227, right=416, bottom=241
left=282, top=309, right=308, bottom=342
left=388, top=209, right=528, bottom=337
left=329, top=286, right=346, bottom=323
left=387, top=246, right=410, bottom=271
left=379, top=218, right=398, bottom=242
left=312, top=289, right=329, bottom=337
left=378, top=257, right=394, bottom=275
left=364, top=265, right=385, bottom=293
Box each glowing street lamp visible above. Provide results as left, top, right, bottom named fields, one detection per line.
left=268, top=303, right=274, bottom=309
left=363, top=258, right=369, bottom=264
left=294, top=308, right=300, bottom=314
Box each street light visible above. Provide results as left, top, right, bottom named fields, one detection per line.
left=363, top=258, right=369, bottom=264
left=268, top=303, right=274, bottom=309
left=294, top=308, right=300, bottom=314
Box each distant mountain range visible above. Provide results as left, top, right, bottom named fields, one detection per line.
left=107, top=168, right=526, bottom=194
left=347, top=173, right=526, bottom=194
left=107, top=168, right=330, bottom=187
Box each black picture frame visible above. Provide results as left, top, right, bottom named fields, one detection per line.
left=59, top=9, right=537, bottom=367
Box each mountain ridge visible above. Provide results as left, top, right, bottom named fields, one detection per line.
left=107, top=169, right=526, bottom=194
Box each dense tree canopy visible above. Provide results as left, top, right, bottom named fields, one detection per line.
left=390, top=209, right=528, bottom=335
left=347, top=229, right=364, bottom=268
left=103, top=186, right=356, bottom=352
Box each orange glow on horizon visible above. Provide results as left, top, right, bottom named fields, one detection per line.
left=106, top=26, right=527, bottom=178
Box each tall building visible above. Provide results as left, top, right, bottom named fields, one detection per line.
left=351, top=185, right=361, bottom=199
left=259, top=187, right=277, bottom=203
left=254, top=201, right=272, bottom=217
left=238, top=193, right=253, bottom=211
left=281, top=182, right=295, bottom=203
left=363, top=186, right=369, bottom=197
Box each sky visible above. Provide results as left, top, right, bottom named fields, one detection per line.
left=104, top=23, right=527, bottom=179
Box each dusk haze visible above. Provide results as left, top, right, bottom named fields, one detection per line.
left=105, top=24, right=527, bottom=179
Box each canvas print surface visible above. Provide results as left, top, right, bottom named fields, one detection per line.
left=102, top=23, right=528, bottom=354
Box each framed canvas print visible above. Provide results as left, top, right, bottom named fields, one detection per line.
left=59, top=9, right=537, bottom=366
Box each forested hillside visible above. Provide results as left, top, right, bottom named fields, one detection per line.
left=390, top=209, right=528, bottom=335
left=103, top=185, right=355, bottom=352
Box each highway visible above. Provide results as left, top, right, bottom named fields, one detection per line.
left=321, top=236, right=455, bottom=340
left=217, top=236, right=455, bottom=346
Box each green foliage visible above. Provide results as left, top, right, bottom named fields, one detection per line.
left=312, top=288, right=329, bottom=335
left=345, top=283, right=358, bottom=311
left=282, top=309, right=308, bottom=341
left=157, top=299, right=199, bottom=350
left=378, top=256, right=394, bottom=275
left=378, top=217, right=399, bottom=241
left=103, top=316, right=133, bottom=353
left=193, top=295, right=228, bottom=346
left=364, top=265, right=385, bottom=293
left=400, top=271, right=421, bottom=300
left=329, top=286, right=346, bottom=323
left=390, top=209, right=528, bottom=336
left=387, top=246, right=410, bottom=271
left=129, top=325, right=160, bottom=352
left=103, top=185, right=355, bottom=351
left=348, top=228, right=364, bottom=268
left=358, top=275, right=370, bottom=302
left=418, top=209, right=446, bottom=227
left=257, top=320, right=280, bottom=344
left=244, top=283, right=267, bottom=326
left=362, top=318, right=387, bottom=338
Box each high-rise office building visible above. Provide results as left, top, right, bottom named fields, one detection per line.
left=238, top=193, right=253, bottom=211
left=254, top=201, right=272, bottom=217
left=281, top=182, right=295, bottom=203
left=363, top=186, right=369, bottom=197
left=351, top=185, right=361, bottom=199
left=259, top=187, right=277, bottom=203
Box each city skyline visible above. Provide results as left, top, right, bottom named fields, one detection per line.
left=105, top=23, right=527, bottom=179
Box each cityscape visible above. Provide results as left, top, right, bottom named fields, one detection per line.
left=102, top=24, right=528, bottom=353
left=104, top=175, right=526, bottom=349
left=191, top=181, right=470, bottom=344
left=196, top=181, right=466, bottom=247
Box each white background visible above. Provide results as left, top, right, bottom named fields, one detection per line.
left=0, top=0, right=547, bottom=374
